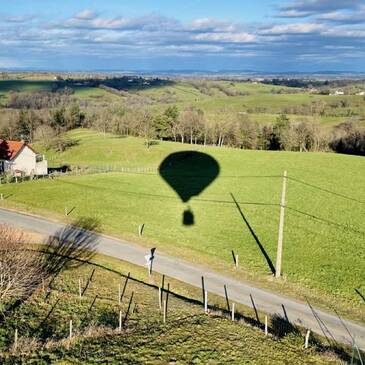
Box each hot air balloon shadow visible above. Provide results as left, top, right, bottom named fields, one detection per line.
left=159, top=151, right=220, bottom=226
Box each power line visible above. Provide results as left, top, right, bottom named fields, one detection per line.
left=286, top=206, right=365, bottom=237
left=57, top=179, right=278, bottom=207
left=287, top=176, right=365, bottom=205
left=85, top=170, right=282, bottom=179
left=55, top=177, right=364, bottom=236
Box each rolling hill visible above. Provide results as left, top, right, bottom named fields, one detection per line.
left=1, top=129, right=364, bottom=323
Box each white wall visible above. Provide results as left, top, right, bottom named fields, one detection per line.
left=1, top=146, right=48, bottom=176
left=35, top=159, right=48, bottom=175
left=11, top=146, right=37, bottom=175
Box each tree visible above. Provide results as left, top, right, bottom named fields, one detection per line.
left=271, top=114, right=290, bottom=150
left=152, top=114, right=171, bottom=139
left=15, top=110, right=40, bottom=142
left=164, top=106, right=179, bottom=141
left=0, top=225, right=44, bottom=306
left=293, top=121, right=315, bottom=152
left=139, top=109, right=156, bottom=148
left=235, top=116, right=259, bottom=149
left=65, top=104, right=83, bottom=130
left=50, top=107, right=67, bottom=133
left=33, top=125, right=57, bottom=148
left=178, top=106, right=204, bottom=144
left=94, top=109, right=113, bottom=137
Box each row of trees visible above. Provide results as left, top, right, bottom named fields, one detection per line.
left=1, top=100, right=364, bottom=155
left=247, top=99, right=364, bottom=118
left=85, top=106, right=364, bottom=154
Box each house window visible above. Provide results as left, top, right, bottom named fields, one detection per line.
left=36, top=155, right=43, bottom=163
left=0, top=161, right=4, bottom=173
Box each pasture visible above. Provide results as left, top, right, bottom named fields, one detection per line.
left=1, top=129, right=364, bottom=322
left=0, top=250, right=341, bottom=364
left=1, top=78, right=364, bottom=128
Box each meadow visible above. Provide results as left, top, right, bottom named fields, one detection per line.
left=1, top=78, right=364, bottom=128
left=0, top=249, right=347, bottom=364
left=1, top=129, right=364, bottom=322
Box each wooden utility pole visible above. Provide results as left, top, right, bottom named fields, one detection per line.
left=275, top=171, right=287, bottom=278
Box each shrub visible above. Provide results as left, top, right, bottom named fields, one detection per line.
left=0, top=225, right=43, bottom=306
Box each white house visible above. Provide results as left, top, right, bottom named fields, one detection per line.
left=330, top=90, right=345, bottom=96
left=0, top=140, right=48, bottom=176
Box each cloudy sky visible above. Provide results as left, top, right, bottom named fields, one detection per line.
left=1, top=0, right=364, bottom=71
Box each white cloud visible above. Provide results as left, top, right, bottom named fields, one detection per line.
left=76, top=9, right=98, bottom=20
left=193, top=32, right=256, bottom=43
left=0, top=8, right=364, bottom=70
left=262, top=23, right=324, bottom=35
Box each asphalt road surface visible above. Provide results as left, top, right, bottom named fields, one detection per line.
left=1, top=207, right=364, bottom=351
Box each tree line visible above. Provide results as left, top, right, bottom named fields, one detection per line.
left=0, top=92, right=364, bottom=156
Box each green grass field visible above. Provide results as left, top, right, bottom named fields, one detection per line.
left=0, top=250, right=346, bottom=364
left=0, top=80, right=55, bottom=105
left=71, top=86, right=121, bottom=102
left=0, top=80, right=55, bottom=93
left=0, top=80, right=121, bottom=105
left=137, top=80, right=365, bottom=127
left=1, top=78, right=364, bottom=127
left=1, top=129, right=364, bottom=322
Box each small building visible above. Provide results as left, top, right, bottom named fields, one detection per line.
left=0, top=140, right=47, bottom=176
left=356, top=91, right=365, bottom=96
left=330, top=90, right=345, bottom=96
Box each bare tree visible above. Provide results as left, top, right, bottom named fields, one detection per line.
left=0, top=225, right=44, bottom=304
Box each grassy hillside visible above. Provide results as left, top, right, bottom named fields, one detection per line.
left=1, top=129, right=364, bottom=323
left=0, top=80, right=120, bottom=105
left=1, top=78, right=364, bottom=127
left=0, top=249, right=346, bottom=364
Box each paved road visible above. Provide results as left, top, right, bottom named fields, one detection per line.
left=1, top=207, right=364, bottom=351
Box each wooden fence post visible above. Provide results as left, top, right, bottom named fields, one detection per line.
left=78, top=278, right=82, bottom=299
left=204, top=290, right=208, bottom=313
left=158, top=287, right=162, bottom=310
left=69, top=320, right=73, bottom=340
left=305, top=330, right=311, bottom=349
left=201, top=276, right=205, bottom=308
left=265, top=315, right=268, bottom=336
left=119, top=310, right=122, bottom=332
left=14, top=328, right=18, bottom=351
left=231, top=303, right=235, bottom=321
left=163, top=299, right=167, bottom=323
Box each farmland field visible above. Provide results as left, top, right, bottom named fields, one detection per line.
left=1, top=129, right=364, bottom=322
left=0, top=80, right=55, bottom=105
left=1, top=78, right=364, bottom=128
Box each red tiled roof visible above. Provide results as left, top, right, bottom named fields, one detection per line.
left=0, top=140, right=37, bottom=160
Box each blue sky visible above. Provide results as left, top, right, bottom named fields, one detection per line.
left=1, top=0, right=364, bottom=71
